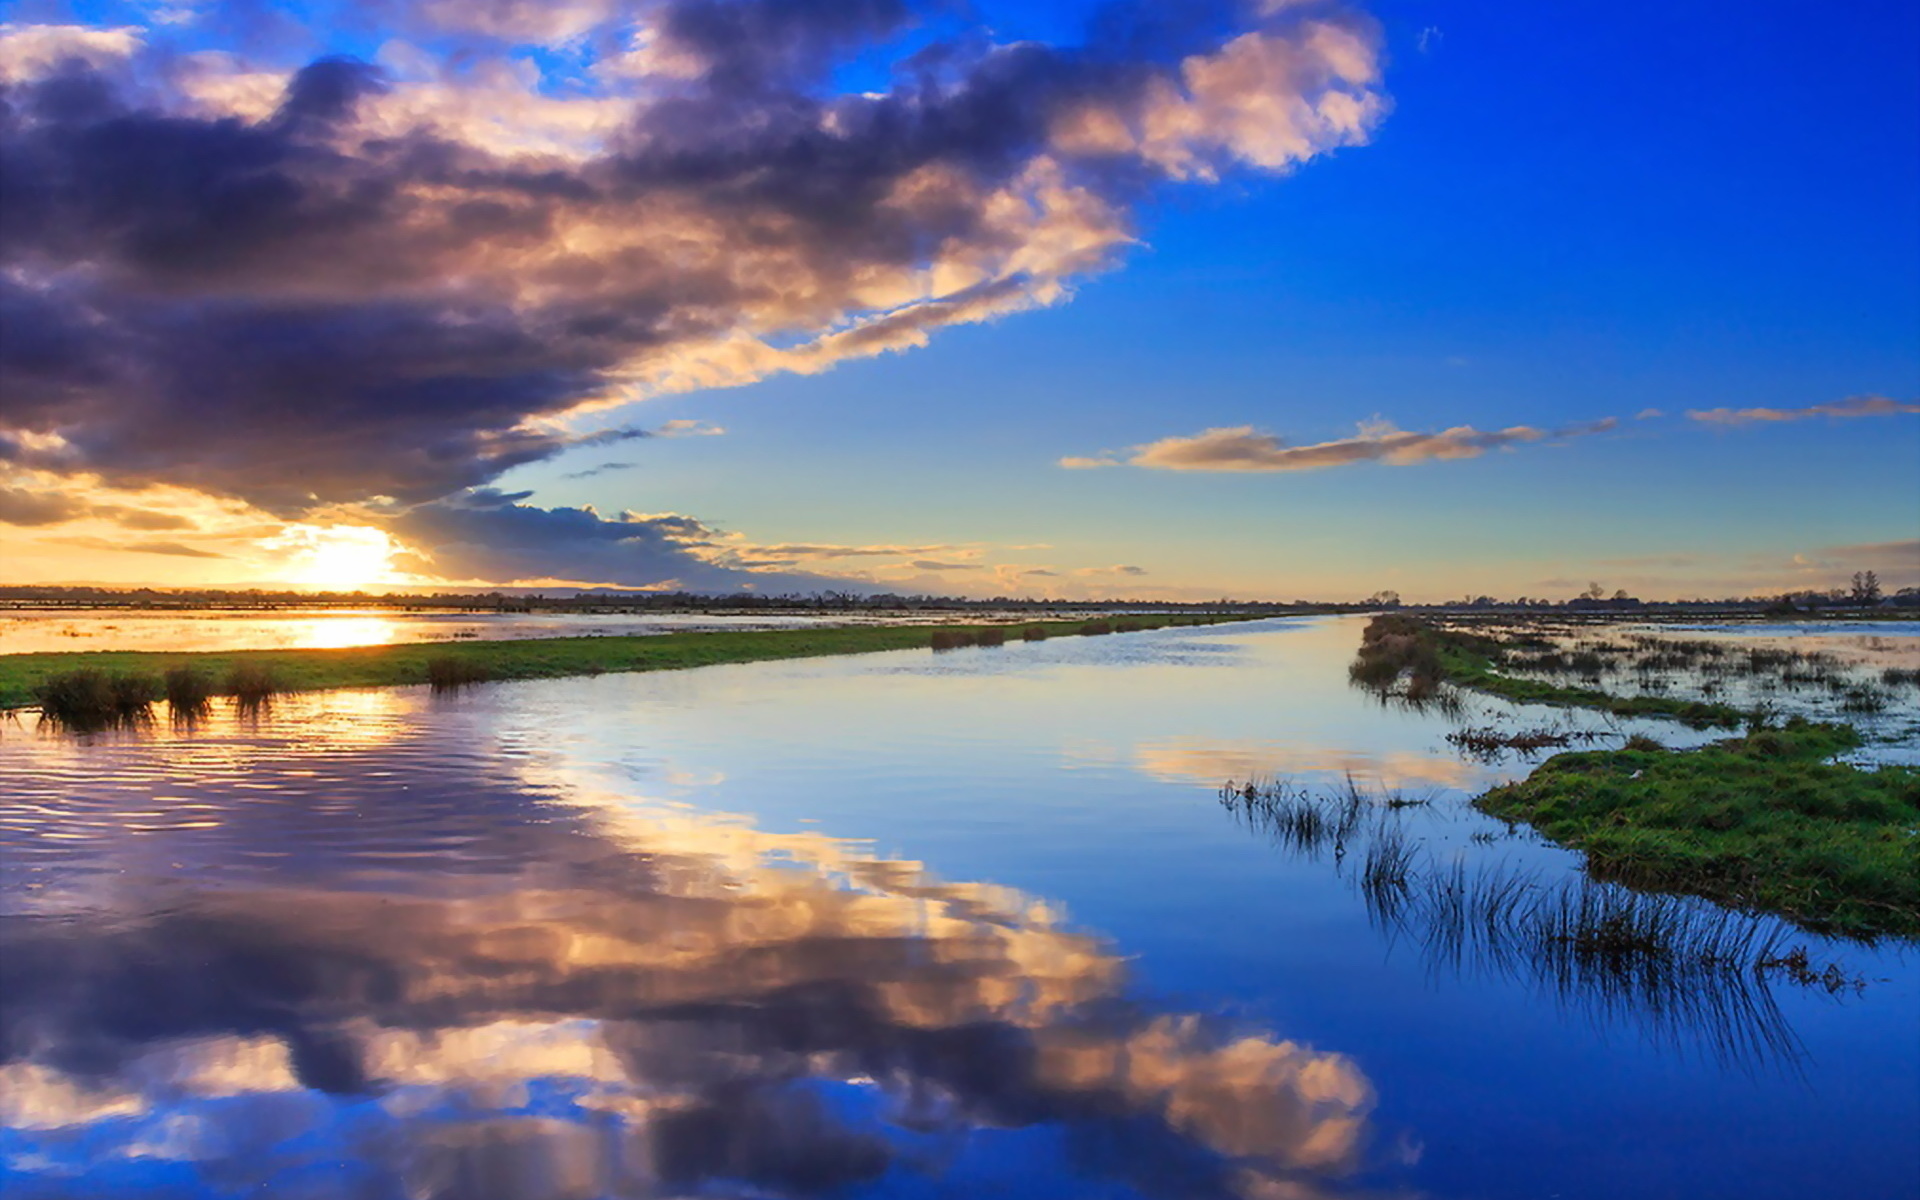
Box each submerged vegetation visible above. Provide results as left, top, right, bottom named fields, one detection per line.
left=1350, top=614, right=1747, bottom=727
left=1476, top=720, right=1920, bottom=939
left=1, top=613, right=1253, bottom=718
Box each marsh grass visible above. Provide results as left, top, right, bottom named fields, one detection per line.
left=1476, top=719, right=1920, bottom=938
left=32, top=668, right=161, bottom=731
left=163, top=665, right=215, bottom=720
left=426, top=655, right=493, bottom=691
left=1445, top=725, right=1607, bottom=759
left=1351, top=616, right=1747, bottom=728
left=223, top=663, right=282, bottom=709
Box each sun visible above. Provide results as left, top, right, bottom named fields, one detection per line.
left=267, top=524, right=403, bottom=590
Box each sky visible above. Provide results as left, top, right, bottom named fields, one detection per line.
left=0, top=0, right=1915, bottom=601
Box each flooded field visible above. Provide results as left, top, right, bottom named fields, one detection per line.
left=1, top=617, right=1916, bottom=1198
left=0, top=608, right=902, bottom=656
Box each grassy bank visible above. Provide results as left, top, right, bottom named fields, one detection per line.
left=1475, top=720, right=1920, bottom=938
left=1353, top=614, right=1746, bottom=727
left=0, top=613, right=1253, bottom=718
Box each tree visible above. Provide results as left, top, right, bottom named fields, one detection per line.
left=1851, top=570, right=1882, bottom=605
left=1366, top=589, right=1401, bottom=608
left=1583, top=581, right=1606, bottom=601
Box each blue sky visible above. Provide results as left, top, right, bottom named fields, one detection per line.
left=2, top=0, right=1915, bottom=597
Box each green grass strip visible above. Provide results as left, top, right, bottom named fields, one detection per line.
left=0, top=614, right=1253, bottom=710
left=1476, top=720, right=1920, bottom=939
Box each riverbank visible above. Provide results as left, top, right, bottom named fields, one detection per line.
left=1475, top=721, right=1920, bottom=939
left=0, top=613, right=1253, bottom=715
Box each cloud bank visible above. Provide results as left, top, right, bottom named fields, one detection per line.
left=0, top=0, right=1387, bottom=587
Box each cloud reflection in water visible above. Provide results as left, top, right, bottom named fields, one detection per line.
left=0, top=724, right=1383, bottom=1199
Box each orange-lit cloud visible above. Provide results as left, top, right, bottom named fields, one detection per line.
left=1064, top=416, right=1617, bottom=473
left=1, top=4, right=1386, bottom=525
left=1686, top=394, right=1920, bottom=426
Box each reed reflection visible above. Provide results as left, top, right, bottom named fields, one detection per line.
left=1213, top=779, right=1855, bottom=1072
left=0, top=734, right=1385, bottom=1199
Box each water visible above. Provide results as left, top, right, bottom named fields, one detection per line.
left=1, top=617, right=1915, bottom=1199
left=0, top=608, right=890, bottom=655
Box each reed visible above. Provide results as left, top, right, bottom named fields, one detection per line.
left=426, top=655, right=493, bottom=691
left=162, top=665, right=215, bottom=718
left=223, top=663, right=282, bottom=706
left=32, top=668, right=160, bottom=730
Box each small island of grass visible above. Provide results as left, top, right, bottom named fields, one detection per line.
left=1475, top=720, right=1920, bottom=938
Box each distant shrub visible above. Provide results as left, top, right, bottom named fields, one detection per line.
left=974, top=627, right=1006, bottom=647
left=1022, top=626, right=1048, bottom=641
left=1081, top=620, right=1114, bottom=636
left=930, top=630, right=968, bottom=651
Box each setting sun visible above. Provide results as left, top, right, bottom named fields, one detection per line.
left=266, top=524, right=402, bottom=590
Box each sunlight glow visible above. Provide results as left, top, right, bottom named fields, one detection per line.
left=265, top=525, right=403, bottom=590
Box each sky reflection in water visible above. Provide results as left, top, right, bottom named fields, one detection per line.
left=0, top=617, right=1916, bottom=1199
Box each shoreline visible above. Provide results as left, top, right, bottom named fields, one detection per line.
left=0, top=613, right=1261, bottom=713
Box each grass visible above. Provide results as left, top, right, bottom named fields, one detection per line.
left=163, top=665, right=215, bottom=719
left=426, top=655, right=493, bottom=691
left=0, top=614, right=1254, bottom=714
left=1475, top=718, right=1920, bottom=938
left=32, top=668, right=160, bottom=731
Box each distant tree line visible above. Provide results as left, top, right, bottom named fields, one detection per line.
left=0, top=572, right=1909, bottom=613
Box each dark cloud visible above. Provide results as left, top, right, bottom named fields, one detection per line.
left=388, top=488, right=861, bottom=590
left=1, top=2, right=1382, bottom=519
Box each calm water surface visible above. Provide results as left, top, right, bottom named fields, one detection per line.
left=1, top=617, right=1915, bottom=1199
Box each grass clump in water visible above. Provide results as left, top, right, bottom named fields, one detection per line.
left=163, top=665, right=215, bottom=719
left=426, top=655, right=493, bottom=691
left=1476, top=718, right=1920, bottom=938
left=223, top=663, right=282, bottom=707
left=32, top=668, right=160, bottom=730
